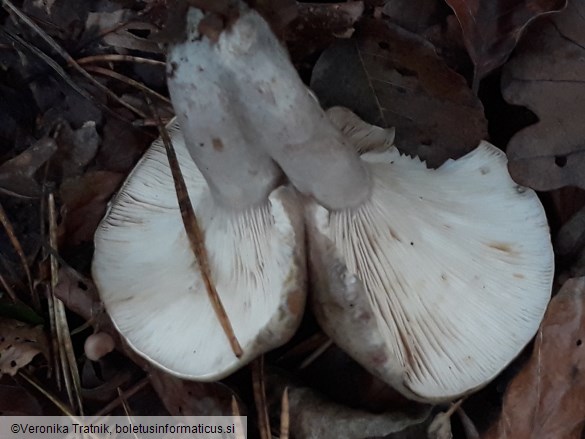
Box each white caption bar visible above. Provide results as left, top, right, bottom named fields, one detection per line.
left=0, top=416, right=247, bottom=439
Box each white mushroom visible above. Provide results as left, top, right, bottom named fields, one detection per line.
left=206, top=10, right=553, bottom=401
left=84, top=332, right=115, bottom=362
left=91, top=8, right=305, bottom=380
left=310, top=109, right=553, bottom=401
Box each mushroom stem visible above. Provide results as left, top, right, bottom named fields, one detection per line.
left=166, top=8, right=282, bottom=210
left=228, top=11, right=371, bottom=209
left=183, top=8, right=371, bottom=210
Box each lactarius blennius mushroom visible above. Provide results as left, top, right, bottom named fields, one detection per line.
left=211, top=12, right=554, bottom=401
left=91, top=8, right=305, bottom=380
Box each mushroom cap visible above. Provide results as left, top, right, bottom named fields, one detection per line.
left=92, top=123, right=306, bottom=380
left=84, top=332, right=115, bottom=361
left=308, top=111, right=553, bottom=401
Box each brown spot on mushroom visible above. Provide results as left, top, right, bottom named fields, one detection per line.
left=480, top=166, right=490, bottom=175
left=389, top=227, right=402, bottom=242
left=212, top=138, right=224, bottom=151
left=513, top=273, right=525, bottom=279
left=441, top=273, right=448, bottom=281
left=488, top=242, right=513, bottom=253
left=287, top=289, right=304, bottom=316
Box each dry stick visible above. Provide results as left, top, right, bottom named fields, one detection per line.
left=146, top=97, right=243, bottom=358
left=1, top=0, right=147, bottom=119
left=76, top=54, right=166, bottom=67
left=18, top=371, right=74, bottom=417
left=299, top=339, right=333, bottom=370
left=18, top=371, right=103, bottom=439
left=0, top=201, right=35, bottom=305
left=280, top=387, right=290, bottom=439
left=252, top=357, right=271, bottom=439
left=3, top=30, right=138, bottom=123
left=49, top=193, right=84, bottom=415
left=84, top=65, right=172, bottom=106
left=0, top=272, right=18, bottom=302
left=230, top=396, right=247, bottom=439
left=95, top=377, right=150, bottom=417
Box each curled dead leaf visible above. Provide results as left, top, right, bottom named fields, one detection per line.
left=0, top=136, right=57, bottom=198
left=484, top=277, right=585, bottom=439
left=445, top=0, right=567, bottom=83
left=311, top=18, right=487, bottom=168
left=0, top=318, right=48, bottom=377
left=502, top=0, right=585, bottom=191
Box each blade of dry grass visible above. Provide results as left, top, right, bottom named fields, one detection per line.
left=0, top=201, right=36, bottom=305
left=76, top=54, right=166, bottom=67
left=84, top=65, right=172, bottom=106
left=280, top=387, right=290, bottom=439
left=231, top=396, right=247, bottom=439
left=299, top=339, right=333, bottom=369
left=145, top=95, right=243, bottom=358
left=252, top=357, right=271, bottom=439
left=19, top=371, right=102, bottom=439
left=95, top=377, right=150, bottom=417
left=2, top=0, right=146, bottom=120
left=48, top=193, right=84, bottom=415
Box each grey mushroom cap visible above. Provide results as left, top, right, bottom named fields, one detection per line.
left=307, top=109, right=553, bottom=402
left=92, top=123, right=306, bottom=380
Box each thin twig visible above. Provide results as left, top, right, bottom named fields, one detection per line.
left=252, top=357, right=271, bottom=439
left=145, top=95, right=243, bottom=358
left=0, top=272, right=18, bottom=302
left=18, top=370, right=75, bottom=416
left=95, top=377, right=150, bottom=417
left=0, top=201, right=35, bottom=305
left=76, top=54, right=165, bottom=67
left=299, top=339, right=333, bottom=369
left=84, top=65, right=172, bottom=105
left=2, top=0, right=146, bottom=119
left=3, top=30, right=137, bottom=122
left=18, top=371, right=102, bottom=439
left=49, top=193, right=84, bottom=415
left=231, top=396, right=247, bottom=439
left=280, top=387, right=290, bottom=439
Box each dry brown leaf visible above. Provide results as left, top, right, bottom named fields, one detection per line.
left=483, top=277, right=585, bottom=439
left=0, top=379, right=43, bottom=415
left=445, top=0, right=567, bottom=83
left=148, top=368, right=241, bottom=416
left=285, top=2, right=364, bottom=60
left=266, top=370, right=431, bottom=439
left=311, top=18, right=487, bottom=168
left=0, top=136, right=58, bottom=198
left=55, top=121, right=100, bottom=177
left=502, top=0, right=585, bottom=191
left=0, top=318, right=48, bottom=377
left=60, top=171, right=124, bottom=245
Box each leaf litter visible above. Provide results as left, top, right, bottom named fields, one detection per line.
left=0, top=0, right=585, bottom=437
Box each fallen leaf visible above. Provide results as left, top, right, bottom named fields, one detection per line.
left=0, top=136, right=58, bottom=198
left=483, top=277, right=585, bottom=439
left=445, top=0, right=567, bottom=83
left=382, top=0, right=439, bottom=34
left=148, top=368, right=241, bottom=416
left=285, top=2, right=364, bottom=60
left=266, top=369, right=431, bottom=439
left=0, top=318, right=48, bottom=377
left=60, top=171, right=124, bottom=245
left=310, top=18, right=487, bottom=168
left=501, top=1, right=585, bottom=191
left=0, top=379, right=43, bottom=415
left=95, top=114, right=152, bottom=173
left=55, top=120, right=100, bottom=177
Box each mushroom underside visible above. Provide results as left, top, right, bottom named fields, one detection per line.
left=308, top=140, right=553, bottom=401
left=92, top=123, right=305, bottom=380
